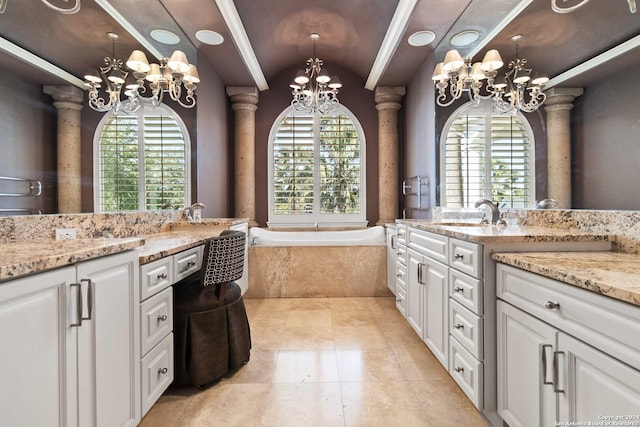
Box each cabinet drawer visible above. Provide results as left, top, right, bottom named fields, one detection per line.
left=140, top=257, right=173, bottom=301
left=449, top=269, right=483, bottom=314
left=449, top=336, right=483, bottom=409
left=396, top=224, right=407, bottom=245
left=174, top=245, right=203, bottom=281
left=449, top=238, right=482, bottom=279
left=396, top=244, right=407, bottom=266
left=497, top=263, right=640, bottom=370
left=140, top=287, right=173, bottom=355
left=449, top=299, right=483, bottom=359
left=408, top=227, right=448, bottom=263
left=395, top=262, right=407, bottom=292
left=395, top=287, right=407, bottom=318
left=141, top=333, right=174, bottom=417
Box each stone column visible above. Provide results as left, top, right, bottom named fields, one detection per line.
left=43, top=85, right=84, bottom=213
left=226, top=87, right=259, bottom=226
left=375, top=86, right=406, bottom=225
left=543, top=87, right=583, bottom=209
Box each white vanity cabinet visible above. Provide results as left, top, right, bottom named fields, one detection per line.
left=406, top=228, right=450, bottom=368
left=394, top=224, right=408, bottom=317
left=386, top=225, right=398, bottom=296
left=138, top=244, right=203, bottom=417
left=497, top=263, right=640, bottom=427
left=0, top=251, right=140, bottom=427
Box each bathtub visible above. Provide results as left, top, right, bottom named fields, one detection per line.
left=245, top=226, right=390, bottom=298
left=248, top=225, right=386, bottom=246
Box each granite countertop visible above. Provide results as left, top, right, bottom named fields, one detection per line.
left=137, top=227, right=229, bottom=264
left=397, top=219, right=613, bottom=244
left=492, top=251, right=640, bottom=307
left=0, top=237, right=145, bottom=282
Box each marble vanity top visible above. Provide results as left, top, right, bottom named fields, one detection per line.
left=397, top=219, right=613, bottom=244
left=492, top=251, right=640, bottom=307
left=0, top=237, right=145, bottom=281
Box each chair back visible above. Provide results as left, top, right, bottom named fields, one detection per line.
left=200, top=230, right=246, bottom=287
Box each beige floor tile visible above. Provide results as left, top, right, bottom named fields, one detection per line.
left=392, top=344, right=451, bottom=381
left=336, top=348, right=406, bottom=382
left=249, top=325, right=286, bottom=351
left=261, top=382, right=345, bottom=427
left=409, top=379, right=489, bottom=426
left=272, top=349, right=340, bottom=383
left=281, top=326, right=335, bottom=350
left=341, top=381, right=430, bottom=427
left=138, top=391, right=195, bottom=426
left=333, top=325, right=389, bottom=349
left=288, top=297, right=336, bottom=310
left=182, top=382, right=271, bottom=427
left=330, top=307, right=376, bottom=326
left=226, top=350, right=278, bottom=384
left=285, top=308, right=332, bottom=328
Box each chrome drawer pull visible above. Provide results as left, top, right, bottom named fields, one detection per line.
left=453, top=286, right=464, bottom=293
left=157, top=315, right=168, bottom=322
left=544, top=300, right=560, bottom=310
left=454, top=366, right=464, bottom=373
left=397, top=252, right=403, bottom=256
left=158, top=367, right=168, bottom=375
left=396, top=273, right=403, bottom=278
left=454, top=253, right=464, bottom=260
left=187, top=260, right=196, bottom=267
left=454, top=323, right=464, bottom=330
left=157, top=273, right=168, bottom=279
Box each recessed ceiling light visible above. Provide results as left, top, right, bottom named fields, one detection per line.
left=450, top=30, right=480, bottom=47
left=408, top=30, right=436, bottom=47
left=150, top=29, right=180, bottom=45
left=196, top=30, right=224, bottom=46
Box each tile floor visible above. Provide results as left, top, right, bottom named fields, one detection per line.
left=140, top=296, right=489, bottom=427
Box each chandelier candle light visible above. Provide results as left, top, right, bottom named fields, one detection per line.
left=290, top=33, right=342, bottom=115
left=432, top=34, right=548, bottom=114
left=84, top=33, right=200, bottom=113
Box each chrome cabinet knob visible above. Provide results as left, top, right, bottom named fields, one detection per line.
left=187, top=260, right=196, bottom=267
left=454, top=366, right=464, bottom=373
left=396, top=273, right=403, bottom=278
left=454, top=323, right=464, bottom=330
left=453, top=286, right=464, bottom=293
left=158, top=367, right=168, bottom=375
left=157, top=314, right=168, bottom=322
left=157, top=273, right=168, bottom=279
left=544, top=300, right=560, bottom=310
left=454, top=253, right=464, bottom=260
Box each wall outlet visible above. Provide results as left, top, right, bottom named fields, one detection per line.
left=55, top=228, right=77, bottom=240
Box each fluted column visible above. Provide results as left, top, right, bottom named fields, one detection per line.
left=43, top=85, right=84, bottom=213
left=544, top=87, right=583, bottom=209
left=375, top=86, right=406, bottom=225
left=226, top=87, right=258, bottom=226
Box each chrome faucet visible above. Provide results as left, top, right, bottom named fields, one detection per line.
left=184, top=202, right=205, bottom=222
left=474, top=198, right=501, bottom=224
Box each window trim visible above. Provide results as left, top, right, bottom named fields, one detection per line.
left=439, top=100, right=536, bottom=208
left=92, top=101, right=192, bottom=212
left=267, top=104, right=367, bottom=228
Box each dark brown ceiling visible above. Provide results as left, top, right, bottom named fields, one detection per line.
left=1, top=0, right=639, bottom=93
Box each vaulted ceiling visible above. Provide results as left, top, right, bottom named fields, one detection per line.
left=1, top=0, right=639, bottom=95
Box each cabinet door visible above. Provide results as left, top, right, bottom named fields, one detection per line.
left=422, top=256, right=449, bottom=368
left=557, top=332, right=640, bottom=424
left=497, top=300, right=557, bottom=427
left=0, top=267, right=77, bottom=427
left=406, top=248, right=423, bottom=339
left=77, top=252, right=140, bottom=427
left=386, top=228, right=397, bottom=295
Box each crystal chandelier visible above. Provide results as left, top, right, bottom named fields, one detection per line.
left=432, top=35, right=548, bottom=115
left=551, top=0, right=636, bottom=14
left=290, top=33, right=342, bottom=115
left=0, top=0, right=80, bottom=14
left=84, top=33, right=200, bottom=114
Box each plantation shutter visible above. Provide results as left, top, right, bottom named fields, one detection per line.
left=99, top=114, right=139, bottom=211
left=143, top=114, right=186, bottom=210
left=319, top=115, right=361, bottom=214
left=272, top=114, right=315, bottom=214
left=490, top=116, right=531, bottom=208
left=443, top=108, right=533, bottom=209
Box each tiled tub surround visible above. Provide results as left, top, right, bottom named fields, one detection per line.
left=246, top=245, right=389, bottom=298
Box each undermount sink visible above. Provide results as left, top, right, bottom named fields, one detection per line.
left=432, top=221, right=487, bottom=227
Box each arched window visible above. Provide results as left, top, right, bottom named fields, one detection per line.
left=440, top=100, right=535, bottom=209
left=268, top=105, right=366, bottom=227
left=93, top=102, right=191, bottom=212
